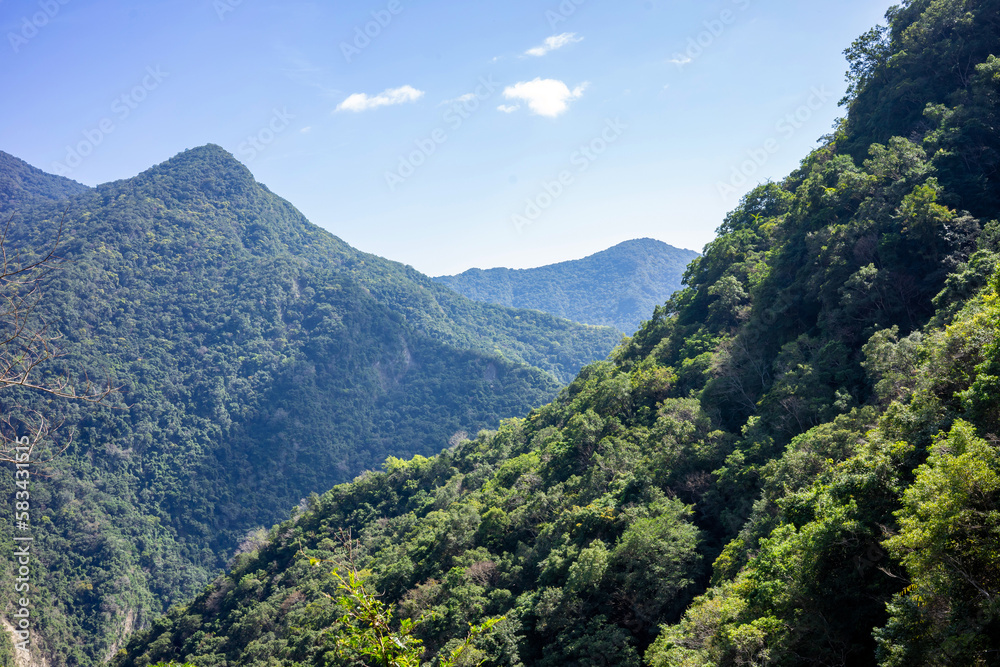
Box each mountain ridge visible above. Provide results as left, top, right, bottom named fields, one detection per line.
left=0, top=150, right=90, bottom=211
left=434, top=238, right=698, bottom=334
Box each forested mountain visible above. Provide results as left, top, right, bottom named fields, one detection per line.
left=116, top=1, right=1000, bottom=665
left=434, top=239, right=699, bottom=334
left=0, top=152, right=89, bottom=209
left=0, top=147, right=620, bottom=665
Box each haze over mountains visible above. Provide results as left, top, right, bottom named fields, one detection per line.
left=0, top=146, right=626, bottom=665
left=435, top=239, right=699, bottom=334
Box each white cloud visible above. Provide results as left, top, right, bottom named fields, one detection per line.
left=525, top=32, right=582, bottom=57
left=336, top=85, right=424, bottom=112
left=502, top=78, right=588, bottom=117
left=440, top=93, right=477, bottom=106
left=300, top=126, right=313, bottom=133
left=497, top=104, right=521, bottom=114
left=669, top=55, right=692, bottom=67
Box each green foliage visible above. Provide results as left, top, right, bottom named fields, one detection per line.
left=0, top=151, right=89, bottom=210
left=607, top=500, right=703, bottom=635
left=321, top=563, right=425, bottom=666
left=842, top=24, right=891, bottom=106
left=30, top=0, right=1000, bottom=665
left=120, top=7, right=1000, bottom=651
left=0, top=630, right=13, bottom=667
left=648, top=272, right=1000, bottom=665
left=875, top=420, right=1000, bottom=665
left=0, top=145, right=619, bottom=666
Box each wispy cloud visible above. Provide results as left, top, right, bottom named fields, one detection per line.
left=336, top=85, right=424, bottom=112
left=440, top=93, right=477, bottom=106
left=501, top=78, right=588, bottom=117
left=273, top=47, right=342, bottom=100
left=669, top=55, right=693, bottom=67
left=497, top=104, right=520, bottom=114
left=525, top=32, right=582, bottom=57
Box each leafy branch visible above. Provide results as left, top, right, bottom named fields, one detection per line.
left=305, top=531, right=503, bottom=667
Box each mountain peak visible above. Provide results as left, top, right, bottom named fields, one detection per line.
left=171, top=143, right=243, bottom=165
left=133, top=144, right=257, bottom=193
left=63, top=144, right=312, bottom=261
left=608, top=237, right=673, bottom=251
left=577, top=238, right=696, bottom=264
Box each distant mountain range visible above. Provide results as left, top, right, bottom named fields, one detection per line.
left=434, top=239, right=699, bottom=334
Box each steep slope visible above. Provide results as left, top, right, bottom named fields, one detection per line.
left=0, top=147, right=619, bottom=665
left=0, top=151, right=90, bottom=211
left=434, top=239, right=699, bottom=334
left=117, top=2, right=1000, bottom=665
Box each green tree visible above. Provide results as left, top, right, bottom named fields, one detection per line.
left=313, top=555, right=504, bottom=667
left=841, top=25, right=890, bottom=106
left=876, top=421, right=1000, bottom=665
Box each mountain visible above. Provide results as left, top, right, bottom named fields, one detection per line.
left=434, top=239, right=699, bottom=334
left=0, top=151, right=89, bottom=210
left=116, top=2, right=1000, bottom=666
left=0, top=146, right=620, bottom=665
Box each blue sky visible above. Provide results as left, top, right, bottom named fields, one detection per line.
left=2, top=0, right=894, bottom=276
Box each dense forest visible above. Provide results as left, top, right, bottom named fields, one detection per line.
left=434, top=239, right=699, bottom=335
left=0, top=148, right=620, bottom=665
left=114, top=1, right=1000, bottom=665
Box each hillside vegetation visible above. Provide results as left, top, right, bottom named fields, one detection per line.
left=434, top=239, right=699, bottom=334
left=0, top=148, right=620, bottom=665
left=0, top=152, right=90, bottom=209
left=115, top=1, right=1000, bottom=665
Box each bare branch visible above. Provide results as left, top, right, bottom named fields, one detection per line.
left=0, top=208, right=118, bottom=466
left=0, top=409, right=70, bottom=467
